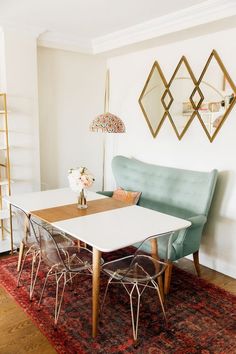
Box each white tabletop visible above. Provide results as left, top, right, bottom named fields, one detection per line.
left=4, top=188, right=106, bottom=213
left=53, top=205, right=191, bottom=252
left=4, top=188, right=191, bottom=253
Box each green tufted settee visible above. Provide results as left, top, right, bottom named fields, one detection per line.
left=99, top=155, right=218, bottom=294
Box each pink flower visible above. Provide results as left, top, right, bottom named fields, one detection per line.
left=68, top=167, right=95, bottom=193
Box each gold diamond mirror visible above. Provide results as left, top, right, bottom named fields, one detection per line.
left=167, top=56, right=197, bottom=140
left=138, top=61, right=167, bottom=138
left=139, top=51, right=236, bottom=141
left=195, top=50, right=236, bottom=142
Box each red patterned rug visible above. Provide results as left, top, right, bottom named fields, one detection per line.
left=0, top=251, right=235, bottom=354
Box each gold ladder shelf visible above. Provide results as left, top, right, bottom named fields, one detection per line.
left=0, top=93, right=12, bottom=252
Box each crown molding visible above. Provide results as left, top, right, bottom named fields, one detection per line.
left=37, top=31, right=93, bottom=54
left=92, top=0, right=236, bottom=54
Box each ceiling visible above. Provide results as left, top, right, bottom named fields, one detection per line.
left=0, top=0, right=205, bottom=38
left=0, top=0, right=236, bottom=54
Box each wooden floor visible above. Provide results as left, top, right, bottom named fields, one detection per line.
left=0, top=256, right=235, bottom=354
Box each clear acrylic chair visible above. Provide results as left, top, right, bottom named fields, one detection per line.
left=31, top=218, right=96, bottom=326
left=14, top=206, right=41, bottom=300
left=15, top=206, right=74, bottom=300
left=101, top=234, right=169, bottom=344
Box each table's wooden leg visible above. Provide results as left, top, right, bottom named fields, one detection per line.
left=92, top=247, right=101, bottom=338
left=9, top=204, right=14, bottom=255
left=150, top=238, right=164, bottom=302
left=164, top=261, right=173, bottom=295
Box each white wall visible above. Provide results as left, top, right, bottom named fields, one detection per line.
left=0, top=28, right=40, bottom=193
left=37, top=47, right=106, bottom=191
left=0, top=30, right=6, bottom=91
left=107, top=27, right=236, bottom=278
left=0, top=28, right=40, bottom=249
left=3, top=29, right=41, bottom=194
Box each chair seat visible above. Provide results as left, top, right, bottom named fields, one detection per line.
left=102, top=255, right=165, bottom=283
left=64, top=246, right=94, bottom=271
left=53, top=232, right=74, bottom=248
left=23, top=238, right=40, bottom=251
left=43, top=246, right=103, bottom=272
left=22, top=232, right=74, bottom=255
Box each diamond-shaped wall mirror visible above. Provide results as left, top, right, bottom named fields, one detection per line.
left=195, top=50, right=236, bottom=142
left=167, top=56, right=197, bottom=140
left=139, top=61, right=167, bottom=138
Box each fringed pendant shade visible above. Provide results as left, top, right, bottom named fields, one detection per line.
left=90, top=112, right=125, bottom=133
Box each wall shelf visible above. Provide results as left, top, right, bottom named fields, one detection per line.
left=0, top=179, right=14, bottom=186
left=0, top=209, right=10, bottom=220
left=0, top=238, right=13, bottom=253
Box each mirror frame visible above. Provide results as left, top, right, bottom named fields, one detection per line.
left=138, top=50, right=236, bottom=142
left=166, top=56, right=197, bottom=140
left=138, top=61, right=168, bottom=138
left=195, top=49, right=236, bottom=142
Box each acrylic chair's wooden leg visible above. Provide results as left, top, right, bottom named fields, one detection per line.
left=92, top=247, right=101, bottom=338
left=164, top=262, right=173, bottom=295
left=17, top=241, right=25, bottom=272
left=17, top=213, right=29, bottom=271
left=150, top=239, right=164, bottom=302
left=193, top=250, right=201, bottom=276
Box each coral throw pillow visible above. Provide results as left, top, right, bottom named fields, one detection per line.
left=112, top=188, right=141, bottom=205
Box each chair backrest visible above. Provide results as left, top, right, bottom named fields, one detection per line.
left=13, top=205, right=38, bottom=246
left=112, top=155, right=218, bottom=217
left=30, top=219, right=67, bottom=269
left=104, top=233, right=171, bottom=282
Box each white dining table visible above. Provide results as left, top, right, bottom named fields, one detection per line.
left=4, top=188, right=191, bottom=337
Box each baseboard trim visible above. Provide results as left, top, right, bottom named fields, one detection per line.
left=186, top=253, right=236, bottom=279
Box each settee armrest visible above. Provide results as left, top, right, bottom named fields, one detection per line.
left=170, top=214, right=207, bottom=260
left=188, top=214, right=207, bottom=229
left=96, top=191, right=113, bottom=197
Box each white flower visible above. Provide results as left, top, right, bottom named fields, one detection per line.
left=68, top=167, right=95, bottom=193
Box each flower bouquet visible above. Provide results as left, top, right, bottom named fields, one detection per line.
left=68, top=167, right=95, bottom=209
